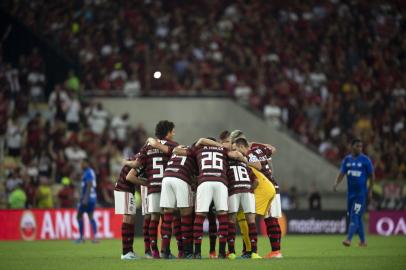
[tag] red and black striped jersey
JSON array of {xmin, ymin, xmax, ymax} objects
[
  {"xmin": 163, "ymin": 151, "xmax": 198, "ymax": 186},
  {"xmin": 227, "ymin": 159, "xmax": 256, "ymax": 196},
  {"xmin": 251, "ymin": 143, "xmax": 273, "ymax": 157},
  {"xmin": 137, "ymin": 139, "xmax": 178, "ymax": 194},
  {"xmin": 248, "ymin": 143, "xmax": 278, "ymax": 188},
  {"xmin": 189, "ymin": 145, "xmax": 229, "ymax": 187},
  {"xmin": 114, "ymin": 154, "xmax": 143, "ymax": 194}
]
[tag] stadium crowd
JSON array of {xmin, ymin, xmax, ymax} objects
[
  {"xmin": 1, "ymin": 0, "xmax": 405, "ymax": 209},
  {"xmin": 0, "ymin": 48, "xmax": 148, "ymax": 208}
]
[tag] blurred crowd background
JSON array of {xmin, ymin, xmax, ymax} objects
[{"xmin": 0, "ymin": 0, "xmax": 405, "ymax": 210}]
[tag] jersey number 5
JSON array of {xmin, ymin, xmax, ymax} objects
[{"xmin": 152, "ymin": 157, "xmax": 164, "ymax": 178}]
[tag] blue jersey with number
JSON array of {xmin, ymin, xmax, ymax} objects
[
  {"xmin": 81, "ymin": 167, "xmax": 97, "ymax": 203},
  {"xmin": 340, "ymin": 154, "xmax": 373, "ymax": 196}
]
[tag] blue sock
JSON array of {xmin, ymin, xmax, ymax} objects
[
  {"xmin": 78, "ymin": 219, "xmax": 84, "ymax": 239},
  {"xmin": 358, "ymin": 215, "xmax": 365, "ymax": 242},
  {"xmin": 347, "ymin": 213, "xmax": 359, "ymax": 241},
  {"xmin": 90, "ymin": 218, "xmax": 97, "ymax": 238}
]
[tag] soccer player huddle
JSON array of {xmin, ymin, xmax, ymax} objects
[{"xmin": 114, "ymin": 120, "xmax": 283, "ymax": 260}]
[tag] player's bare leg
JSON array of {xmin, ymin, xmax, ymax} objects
[{"xmin": 121, "ymin": 215, "xmax": 139, "ymax": 260}]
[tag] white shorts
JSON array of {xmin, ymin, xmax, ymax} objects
[
  {"xmin": 114, "ymin": 190, "xmax": 136, "ymax": 215},
  {"xmin": 265, "ymin": 193, "xmax": 282, "ymax": 218},
  {"xmin": 160, "ymin": 177, "xmax": 194, "ymax": 208},
  {"xmin": 147, "ymin": 193, "xmax": 161, "ymax": 213},
  {"xmin": 140, "ymin": 185, "xmax": 149, "ymax": 216},
  {"xmin": 228, "ymin": 192, "xmax": 255, "ymax": 214},
  {"xmin": 195, "ymin": 181, "xmax": 228, "ymax": 213}
]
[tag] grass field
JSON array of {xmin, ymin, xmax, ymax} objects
[{"xmin": 0, "ymin": 236, "xmax": 405, "ymax": 270}]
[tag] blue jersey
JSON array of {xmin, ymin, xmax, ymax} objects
[
  {"xmin": 81, "ymin": 167, "xmax": 97, "ymax": 203},
  {"xmin": 340, "ymin": 154, "xmax": 373, "ymax": 197}
]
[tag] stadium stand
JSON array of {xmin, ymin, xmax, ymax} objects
[{"xmin": 0, "ymin": 0, "xmax": 405, "ymax": 209}]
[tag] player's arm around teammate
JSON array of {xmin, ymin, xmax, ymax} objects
[
  {"xmin": 126, "ymin": 169, "xmax": 148, "ymax": 186},
  {"xmin": 145, "ymin": 138, "xmax": 197, "ymax": 258}
]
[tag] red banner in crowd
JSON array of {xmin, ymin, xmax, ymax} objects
[
  {"xmin": 0, "ymin": 208, "xmax": 122, "ymax": 241},
  {"xmin": 369, "ymin": 211, "xmax": 406, "ymax": 236}
]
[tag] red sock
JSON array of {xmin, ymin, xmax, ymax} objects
[
  {"xmin": 228, "ymin": 221, "xmax": 236, "ymax": 253},
  {"xmin": 173, "ymin": 215, "xmax": 183, "ymax": 253},
  {"xmin": 248, "ymin": 222, "xmax": 258, "ymax": 253},
  {"xmin": 161, "ymin": 213, "xmax": 174, "ymax": 254},
  {"xmin": 121, "ymin": 222, "xmax": 134, "ymax": 255},
  {"xmin": 217, "ymin": 214, "xmax": 229, "ymax": 255},
  {"xmin": 265, "ymin": 217, "xmax": 281, "ymax": 251},
  {"xmin": 181, "ymin": 214, "xmax": 193, "ymax": 254},
  {"xmin": 193, "ymin": 215, "xmax": 205, "ymax": 254},
  {"xmin": 208, "ymin": 212, "xmax": 217, "ymax": 252},
  {"xmin": 143, "ymin": 217, "xmax": 151, "ymax": 253},
  {"xmin": 149, "ymin": 219, "xmax": 159, "ymax": 252}
]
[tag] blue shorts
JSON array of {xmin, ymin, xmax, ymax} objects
[
  {"xmin": 347, "ymin": 195, "xmax": 366, "ymax": 217},
  {"xmin": 78, "ymin": 200, "xmax": 96, "ymax": 214}
]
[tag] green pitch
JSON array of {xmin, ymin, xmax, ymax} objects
[{"xmin": 0, "ymin": 236, "xmax": 405, "ymax": 270}]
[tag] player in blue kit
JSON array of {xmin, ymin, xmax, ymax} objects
[
  {"xmin": 333, "ymin": 138, "xmax": 375, "ymax": 247},
  {"xmin": 76, "ymin": 158, "xmax": 98, "ymax": 243}
]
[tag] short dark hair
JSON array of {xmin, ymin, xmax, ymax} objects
[
  {"xmin": 235, "ymin": 138, "xmax": 249, "ymax": 147},
  {"xmin": 155, "ymin": 120, "xmax": 175, "ymax": 139},
  {"xmin": 82, "ymin": 158, "xmax": 91, "ymax": 167},
  {"xmin": 351, "ymin": 138, "xmax": 362, "ymax": 146},
  {"xmin": 219, "ymin": 130, "xmax": 230, "ymax": 141}
]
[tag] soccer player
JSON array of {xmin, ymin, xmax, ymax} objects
[
  {"xmin": 175, "ymin": 138, "xmax": 247, "ymax": 259},
  {"xmin": 333, "ymin": 138, "xmax": 374, "ymax": 247},
  {"xmin": 207, "ymin": 131, "xmax": 231, "ymax": 259},
  {"xmin": 209, "ymin": 130, "xmax": 261, "ymax": 258},
  {"xmin": 126, "ymin": 120, "xmax": 178, "ymax": 258},
  {"xmin": 125, "ymin": 160, "xmax": 152, "ymax": 258},
  {"xmin": 145, "ymin": 138, "xmax": 198, "ymax": 259},
  {"xmin": 114, "ymin": 154, "xmax": 146, "ymax": 260},
  {"xmin": 76, "ymin": 158, "xmax": 98, "ymax": 243},
  {"xmin": 227, "ymin": 138, "xmax": 261, "ymax": 259},
  {"xmin": 230, "ymin": 130, "xmax": 282, "ymax": 258}
]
